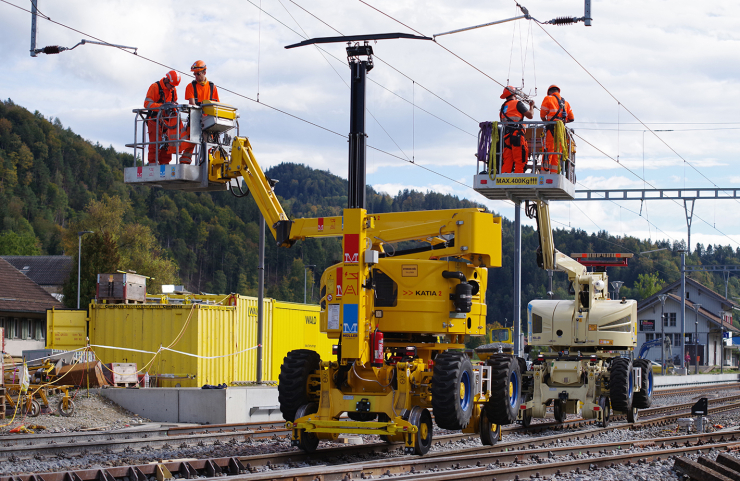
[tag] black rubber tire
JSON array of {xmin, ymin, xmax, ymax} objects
[
  {"xmin": 479, "ymin": 409, "xmax": 500, "ymax": 446},
  {"xmin": 609, "ymin": 357, "xmax": 634, "ymax": 413},
  {"xmin": 278, "ymin": 349, "xmax": 321, "ymax": 422},
  {"xmin": 295, "ymin": 403, "xmax": 319, "ymax": 453},
  {"xmin": 431, "ymin": 351, "xmax": 474, "ymax": 430},
  {"xmin": 484, "ymin": 354, "xmax": 522, "ymax": 425},
  {"xmin": 632, "ymin": 358, "xmax": 653, "ymax": 409}
]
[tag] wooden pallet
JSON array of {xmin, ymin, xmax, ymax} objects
[
  {"xmin": 0, "ymin": 387, "xmax": 5, "ymax": 419},
  {"xmin": 114, "ymin": 382, "xmax": 139, "ymax": 388}
]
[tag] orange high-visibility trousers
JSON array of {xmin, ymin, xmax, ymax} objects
[
  {"xmin": 147, "ymin": 114, "xmax": 194, "ymax": 165},
  {"xmin": 502, "ymin": 129, "xmax": 529, "ymax": 173},
  {"xmin": 542, "ymin": 130, "xmax": 560, "ymax": 174}
]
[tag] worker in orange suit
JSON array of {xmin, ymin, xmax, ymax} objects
[
  {"xmin": 143, "ymin": 70, "xmax": 193, "ymax": 165},
  {"xmin": 185, "ymin": 60, "xmax": 220, "ymax": 106},
  {"xmin": 499, "ymin": 86, "xmax": 534, "ymax": 173},
  {"xmin": 539, "ymin": 84, "xmax": 574, "ymax": 174}
]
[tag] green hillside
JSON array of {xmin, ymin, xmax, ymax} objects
[{"xmin": 1, "ymin": 99, "xmax": 738, "ymax": 331}]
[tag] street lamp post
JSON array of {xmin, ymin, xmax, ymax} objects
[
  {"xmin": 693, "ymin": 304, "xmax": 701, "ymax": 375},
  {"xmin": 304, "ymin": 265, "xmax": 316, "ymax": 304},
  {"xmin": 77, "ymin": 231, "xmax": 93, "ymax": 310},
  {"xmin": 658, "ymin": 294, "xmax": 667, "ymax": 375}
]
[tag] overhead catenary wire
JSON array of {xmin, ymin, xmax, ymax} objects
[{"xmin": 354, "ymin": 0, "xmax": 740, "ymax": 246}]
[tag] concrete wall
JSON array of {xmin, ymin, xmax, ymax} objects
[
  {"xmin": 101, "ymin": 386, "xmax": 282, "ymax": 424},
  {"xmin": 654, "ymin": 372, "xmax": 739, "ymax": 388}
]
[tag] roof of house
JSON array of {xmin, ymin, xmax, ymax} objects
[
  {"xmin": 1, "ymin": 255, "xmax": 73, "ymax": 286},
  {"xmin": 639, "ymin": 277, "xmax": 739, "ymax": 333},
  {"xmin": 0, "ymin": 257, "xmax": 65, "ymax": 314}
]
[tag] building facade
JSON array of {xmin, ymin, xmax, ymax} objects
[
  {"xmin": 0, "ymin": 258, "xmax": 65, "ymax": 356},
  {"xmin": 637, "ymin": 277, "xmax": 739, "ymax": 369}
]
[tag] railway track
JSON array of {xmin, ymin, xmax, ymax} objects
[{"xmin": 3, "ymin": 389, "xmax": 740, "ymax": 480}]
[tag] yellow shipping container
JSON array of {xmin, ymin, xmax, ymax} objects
[{"xmin": 51, "ymin": 295, "xmax": 331, "ymax": 387}]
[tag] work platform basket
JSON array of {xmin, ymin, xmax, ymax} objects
[
  {"xmin": 474, "ymin": 121, "xmax": 577, "ymax": 202},
  {"xmin": 123, "ymin": 102, "xmax": 239, "ymax": 192}
]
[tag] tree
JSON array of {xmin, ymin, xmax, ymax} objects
[
  {"xmin": 62, "ymin": 231, "xmax": 120, "ymax": 308},
  {"xmin": 633, "ymin": 272, "xmax": 665, "ymax": 300},
  {"xmin": 0, "ymin": 231, "xmax": 41, "ymax": 255}
]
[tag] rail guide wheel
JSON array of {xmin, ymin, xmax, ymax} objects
[
  {"xmin": 598, "ymin": 396, "xmax": 611, "ymax": 428},
  {"xmin": 294, "ymin": 403, "xmax": 319, "ymax": 453},
  {"xmin": 554, "ymin": 399, "xmax": 567, "ymax": 423},
  {"xmin": 479, "ymin": 409, "xmax": 501, "ymax": 446},
  {"xmin": 627, "ymin": 406, "xmax": 639, "ymax": 423},
  {"xmin": 57, "ymin": 398, "xmax": 75, "ymax": 417},
  {"xmin": 405, "ymin": 406, "xmax": 433, "ymax": 455}
]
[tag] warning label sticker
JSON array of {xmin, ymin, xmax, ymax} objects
[{"xmin": 495, "ymin": 177, "xmax": 538, "ymax": 186}]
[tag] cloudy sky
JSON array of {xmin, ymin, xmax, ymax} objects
[{"xmin": 2, "ymin": 0, "xmax": 740, "ymax": 251}]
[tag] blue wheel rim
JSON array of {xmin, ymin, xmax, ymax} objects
[
  {"xmin": 628, "ymin": 367, "xmax": 634, "ymax": 400},
  {"xmin": 460, "ymin": 370, "xmax": 472, "ymax": 411},
  {"xmin": 647, "ymin": 369, "xmax": 653, "ymax": 397},
  {"xmin": 508, "ymin": 370, "xmax": 520, "ymax": 407}
]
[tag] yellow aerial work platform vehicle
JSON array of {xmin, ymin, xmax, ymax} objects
[{"xmin": 124, "ymin": 33, "xmax": 519, "ymax": 455}]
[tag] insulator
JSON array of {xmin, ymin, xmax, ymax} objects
[
  {"xmin": 549, "ymin": 17, "xmax": 577, "ymax": 26},
  {"xmin": 42, "ymin": 46, "xmax": 62, "ymax": 54}
]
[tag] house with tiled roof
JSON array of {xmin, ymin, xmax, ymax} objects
[
  {"xmin": 0, "ymin": 257, "xmax": 65, "ymax": 356},
  {"xmin": 637, "ymin": 277, "xmax": 739, "ymax": 369},
  {"xmin": 1, "ymin": 255, "xmax": 73, "ymax": 301}
]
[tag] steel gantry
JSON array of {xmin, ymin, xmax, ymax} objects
[{"xmin": 572, "ymin": 187, "xmax": 740, "ymax": 372}]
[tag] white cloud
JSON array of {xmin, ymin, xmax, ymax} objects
[{"xmin": 2, "ymin": 0, "xmax": 740, "ymax": 246}]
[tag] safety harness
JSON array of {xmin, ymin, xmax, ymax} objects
[
  {"xmin": 146, "ymin": 80, "xmax": 177, "ymax": 119},
  {"xmin": 191, "ymin": 80, "xmax": 216, "ymax": 105}
]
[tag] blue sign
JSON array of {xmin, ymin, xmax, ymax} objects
[
  {"xmin": 723, "ymin": 332, "xmax": 730, "ymax": 339},
  {"xmin": 342, "ymin": 303, "xmax": 358, "ymax": 335}
]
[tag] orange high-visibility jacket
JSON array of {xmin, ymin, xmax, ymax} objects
[
  {"xmin": 539, "ymin": 92, "xmax": 573, "ymax": 123},
  {"xmin": 185, "ymin": 81, "xmax": 219, "ymax": 105},
  {"xmin": 500, "ymin": 99, "xmax": 529, "ymax": 123},
  {"xmin": 144, "ymin": 80, "xmax": 177, "ymax": 110}
]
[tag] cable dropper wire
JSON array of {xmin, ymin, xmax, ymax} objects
[
  {"xmin": 533, "ymin": 22, "xmax": 740, "ymax": 206},
  {"xmin": 358, "ymin": 0, "xmax": 740, "ymax": 245},
  {"xmin": 4, "ymin": 0, "xmax": 478, "ymax": 194}
]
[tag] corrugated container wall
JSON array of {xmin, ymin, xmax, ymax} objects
[{"xmin": 86, "ymin": 295, "xmax": 331, "ymax": 387}]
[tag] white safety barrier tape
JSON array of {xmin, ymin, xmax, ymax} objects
[{"xmin": 89, "ymin": 344, "xmax": 261, "ymax": 359}]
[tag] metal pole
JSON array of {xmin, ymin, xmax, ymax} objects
[
  {"xmin": 514, "ymin": 201, "xmax": 522, "ymax": 357},
  {"xmin": 684, "ymin": 200, "xmax": 695, "ymax": 255},
  {"xmin": 547, "ymin": 269, "xmax": 553, "ymax": 300},
  {"xmin": 661, "ymin": 311, "xmax": 665, "ymax": 375},
  {"xmin": 658, "ymin": 294, "xmax": 667, "ymax": 375},
  {"xmin": 77, "ymin": 231, "xmax": 93, "ymax": 310},
  {"xmin": 720, "ymin": 312, "xmax": 724, "ymax": 374},
  {"xmin": 304, "ymin": 265, "xmax": 316, "ymax": 304},
  {"xmin": 681, "ymin": 250, "xmax": 686, "ymax": 372},
  {"xmin": 348, "ymin": 59, "xmax": 368, "ymax": 209},
  {"xmin": 256, "ymin": 214, "xmax": 265, "ymax": 383},
  {"xmin": 77, "ymin": 235, "xmax": 82, "ymax": 310},
  {"xmin": 30, "ymin": 0, "xmax": 38, "ymax": 57},
  {"xmin": 694, "ymin": 303, "xmax": 701, "ymax": 376}
]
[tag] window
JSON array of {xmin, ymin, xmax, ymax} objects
[
  {"xmin": 21, "ymin": 319, "xmax": 32, "ymax": 340},
  {"xmin": 12, "ymin": 318, "xmax": 21, "ymax": 339},
  {"xmin": 34, "ymin": 320, "xmax": 46, "ymax": 340},
  {"xmin": 645, "ymin": 333, "xmax": 655, "ymax": 342},
  {"xmin": 663, "ymin": 314, "xmax": 669, "ymax": 327},
  {"xmin": 669, "ymin": 313, "xmax": 677, "ymax": 327},
  {"xmin": 686, "ymin": 292, "xmax": 690, "ymax": 299},
  {"xmin": 685, "ymin": 333, "xmax": 693, "ymax": 344}
]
